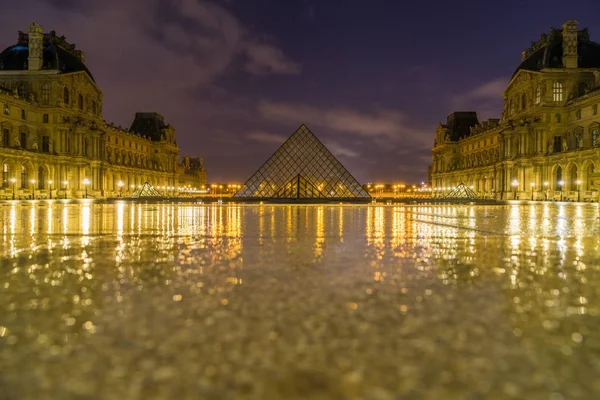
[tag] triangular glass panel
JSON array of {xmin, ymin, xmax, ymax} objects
[
  {"xmin": 445, "ymin": 183, "xmax": 478, "ymax": 199},
  {"xmin": 233, "ymin": 125, "xmax": 370, "ymax": 201},
  {"xmin": 130, "ymin": 182, "xmax": 164, "ymax": 198}
]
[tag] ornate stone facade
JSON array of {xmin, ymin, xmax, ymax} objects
[
  {"xmin": 432, "ymin": 20, "xmax": 600, "ymax": 201},
  {"xmin": 0, "ymin": 23, "xmax": 181, "ymax": 199},
  {"xmin": 177, "ymin": 156, "xmax": 207, "ymax": 189}
]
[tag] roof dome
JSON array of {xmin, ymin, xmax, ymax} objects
[
  {"xmin": 513, "ymin": 26, "xmax": 600, "ymax": 78},
  {"xmin": 0, "ymin": 30, "xmax": 95, "ymax": 82}
]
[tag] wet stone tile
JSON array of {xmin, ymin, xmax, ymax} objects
[{"xmin": 0, "ymin": 201, "xmax": 600, "ymax": 399}]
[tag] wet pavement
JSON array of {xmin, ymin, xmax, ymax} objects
[{"xmin": 1, "ymin": 201, "xmax": 600, "ymax": 400}]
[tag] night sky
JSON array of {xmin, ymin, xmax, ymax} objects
[{"xmin": 1, "ymin": 1, "xmax": 600, "ymax": 183}]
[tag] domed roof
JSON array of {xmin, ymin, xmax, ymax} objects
[
  {"xmin": 0, "ymin": 31, "xmax": 95, "ymax": 82},
  {"xmin": 513, "ymin": 27, "xmax": 600, "ymax": 78}
]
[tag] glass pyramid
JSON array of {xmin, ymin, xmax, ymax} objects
[
  {"xmin": 233, "ymin": 125, "xmax": 370, "ymax": 201},
  {"xmin": 445, "ymin": 183, "xmax": 478, "ymax": 199},
  {"xmin": 131, "ymin": 182, "xmax": 164, "ymax": 198}
]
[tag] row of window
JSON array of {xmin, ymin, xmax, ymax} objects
[
  {"xmin": 63, "ymin": 87, "xmax": 99, "ymax": 114},
  {"xmin": 108, "ymin": 136, "xmax": 148, "ymax": 151},
  {"xmin": 508, "ymin": 81, "xmax": 592, "ymax": 117},
  {"xmin": 2, "ymin": 128, "xmax": 52, "ymax": 152},
  {"xmin": 0, "ymin": 81, "xmax": 100, "ymax": 115},
  {"xmin": 1, "ymin": 164, "xmax": 47, "ymax": 190},
  {"xmin": 463, "ymin": 137, "xmax": 496, "ymax": 152},
  {"xmin": 3, "ymin": 104, "xmax": 50, "ymax": 123}
]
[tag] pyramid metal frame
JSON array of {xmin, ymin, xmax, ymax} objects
[
  {"xmin": 233, "ymin": 124, "xmax": 370, "ymax": 201},
  {"xmin": 444, "ymin": 183, "xmax": 479, "ymax": 199},
  {"xmin": 130, "ymin": 182, "xmax": 164, "ymax": 198}
]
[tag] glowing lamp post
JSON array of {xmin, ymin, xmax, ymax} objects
[
  {"xmin": 543, "ymin": 181, "xmax": 549, "ymax": 201},
  {"xmin": 118, "ymin": 181, "xmax": 124, "ymax": 197},
  {"xmin": 512, "ymin": 179, "xmax": 519, "ymax": 200},
  {"xmin": 530, "ymin": 182, "xmax": 535, "ymax": 201},
  {"xmin": 30, "ymin": 179, "xmax": 36, "ymax": 199},
  {"xmin": 10, "ymin": 178, "xmax": 16, "ymax": 200},
  {"xmin": 83, "ymin": 178, "xmax": 90, "ymax": 198},
  {"xmin": 48, "ymin": 180, "xmax": 53, "ymax": 199},
  {"xmin": 558, "ymin": 180, "xmax": 565, "ymax": 201}
]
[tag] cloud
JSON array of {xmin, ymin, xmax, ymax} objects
[
  {"xmin": 323, "ymin": 140, "xmax": 359, "ymax": 158},
  {"xmin": 246, "ymin": 131, "xmax": 286, "ymax": 144},
  {"xmin": 244, "ymin": 41, "xmax": 301, "ymax": 75},
  {"xmin": 257, "ymin": 100, "xmax": 426, "ymax": 141},
  {"xmin": 451, "ymin": 77, "xmax": 507, "ymax": 120}
]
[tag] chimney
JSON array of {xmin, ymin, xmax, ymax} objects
[
  {"xmin": 562, "ymin": 20, "xmax": 578, "ymax": 68},
  {"xmin": 27, "ymin": 22, "xmax": 44, "ymax": 71}
]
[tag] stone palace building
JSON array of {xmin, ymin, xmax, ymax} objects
[
  {"xmin": 0, "ymin": 23, "xmax": 205, "ymax": 199},
  {"xmin": 432, "ymin": 20, "xmax": 600, "ymax": 201}
]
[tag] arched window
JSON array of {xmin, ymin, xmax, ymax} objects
[
  {"xmin": 553, "ymin": 82, "xmax": 563, "ymax": 102},
  {"xmin": 586, "ymin": 163, "xmax": 595, "ymax": 190},
  {"xmin": 63, "ymin": 87, "xmax": 70, "ymax": 104},
  {"xmin": 41, "ymin": 83, "xmax": 50, "ymax": 104},
  {"xmin": 17, "ymin": 83, "xmax": 27, "ymax": 98},
  {"xmin": 535, "ymin": 85, "xmax": 541, "ymax": 104},
  {"xmin": 38, "ymin": 166, "xmax": 45, "ymax": 190},
  {"xmin": 578, "ymin": 82, "xmax": 588, "ymax": 97},
  {"xmin": 521, "ymin": 93, "xmax": 527, "ymax": 110},
  {"xmin": 569, "ymin": 165, "xmax": 578, "ymax": 191},
  {"xmin": 78, "ymin": 94, "xmax": 83, "ymax": 110},
  {"xmin": 555, "ymin": 166, "xmax": 563, "ymax": 190},
  {"xmin": 20, "ymin": 165, "xmax": 27, "ymax": 189},
  {"xmin": 2, "ymin": 163, "xmax": 8, "ymax": 188}
]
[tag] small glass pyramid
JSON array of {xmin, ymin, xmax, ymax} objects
[
  {"xmin": 445, "ymin": 183, "xmax": 478, "ymax": 199},
  {"xmin": 234, "ymin": 125, "xmax": 370, "ymax": 201},
  {"xmin": 131, "ymin": 182, "xmax": 164, "ymax": 198}
]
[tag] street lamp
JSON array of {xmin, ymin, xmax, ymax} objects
[
  {"xmin": 558, "ymin": 180, "xmax": 565, "ymax": 201},
  {"xmin": 63, "ymin": 180, "xmax": 69, "ymax": 199},
  {"xmin": 83, "ymin": 178, "xmax": 90, "ymax": 198},
  {"xmin": 48, "ymin": 180, "xmax": 53, "ymax": 199},
  {"xmin": 10, "ymin": 178, "xmax": 16, "ymax": 200},
  {"xmin": 118, "ymin": 180, "xmax": 124, "ymax": 197},
  {"xmin": 30, "ymin": 179, "xmax": 36, "ymax": 199},
  {"xmin": 530, "ymin": 182, "xmax": 535, "ymax": 201},
  {"xmin": 543, "ymin": 181, "xmax": 549, "ymax": 201},
  {"xmin": 577, "ymin": 179, "xmax": 582, "ymax": 202},
  {"xmin": 512, "ymin": 179, "xmax": 519, "ymax": 200}
]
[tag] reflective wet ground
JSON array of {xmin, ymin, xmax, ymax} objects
[{"xmin": 1, "ymin": 201, "xmax": 600, "ymax": 400}]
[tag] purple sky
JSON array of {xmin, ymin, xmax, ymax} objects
[{"xmin": 1, "ymin": 0, "xmax": 599, "ymax": 183}]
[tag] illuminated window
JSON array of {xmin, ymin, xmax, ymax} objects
[
  {"xmin": 535, "ymin": 85, "xmax": 541, "ymax": 104},
  {"xmin": 3, "ymin": 104, "xmax": 8, "ymax": 115},
  {"xmin": 553, "ymin": 82, "xmax": 563, "ymax": 102},
  {"xmin": 41, "ymin": 83, "xmax": 50, "ymax": 104},
  {"xmin": 2, "ymin": 163, "xmax": 8, "ymax": 188},
  {"xmin": 593, "ymin": 127, "xmax": 600, "ymax": 147},
  {"xmin": 17, "ymin": 83, "xmax": 26, "ymax": 98},
  {"xmin": 20, "ymin": 165, "xmax": 27, "ymax": 188}
]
